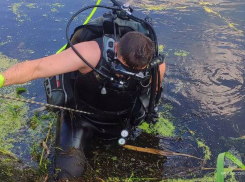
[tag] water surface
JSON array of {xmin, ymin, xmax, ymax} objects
[{"xmin": 0, "ymin": 0, "xmax": 245, "ymax": 181}]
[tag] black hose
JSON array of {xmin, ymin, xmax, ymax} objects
[
  {"xmin": 111, "ymin": 0, "xmax": 122, "ymax": 7},
  {"xmin": 155, "ymin": 65, "xmax": 162, "ymax": 104},
  {"xmin": 147, "ymin": 67, "xmax": 157, "ymax": 122},
  {"xmin": 66, "ymin": 5, "xmax": 119, "ymax": 80}
]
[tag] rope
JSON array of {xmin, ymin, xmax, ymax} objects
[{"xmin": 0, "ymin": 93, "xmax": 93, "ymax": 115}]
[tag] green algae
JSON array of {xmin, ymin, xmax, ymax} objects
[
  {"xmin": 0, "ymin": 52, "xmax": 53, "ymax": 172},
  {"xmin": 51, "ymin": 8, "xmax": 58, "ymax": 13},
  {"xmin": 136, "ymin": 4, "xmax": 168, "ymax": 12},
  {"xmin": 159, "ymin": 45, "xmax": 164, "ymax": 53},
  {"xmin": 0, "ymin": 52, "xmax": 18, "ymax": 71},
  {"xmin": 160, "ymin": 169, "xmax": 237, "ymax": 182},
  {"xmin": 145, "ymin": 5, "xmax": 168, "ymax": 11},
  {"xmin": 174, "ymin": 50, "xmax": 189, "ymax": 57},
  {"xmin": 0, "ymin": 93, "xmax": 29, "ymax": 150},
  {"xmin": 186, "ymin": 125, "xmax": 211, "ymax": 164},
  {"xmin": 49, "ymin": 3, "xmax": 64, "ymax": 13},
  {"xmin": 0, "ymin": 148, "xmax": 17, "ymax": 160},
  {"xmin": 26, "ymin": 3, "xmax": 36, "ymax": 9},
  {"xmin": 175, "ymin": 6, "xmax": 188, "ymax": 10},
  {"xmin": 135, "ymin": 3, "xmax": 190, "ymax": 12},
  {"xmin": 159, "ymin": 171, "xmax": 237, "ymax": 182},
  {"xmin": 164, "ymin": 103, "xmax": 173, "ymax": 111},
  {"xmin": 196, "ymin": 139, "xmax": 211, "ymax": 164},
  {"xmin": 11, "ymin": 3, "xmax": 29, "ymax": 22},
  {"xmin": 200, "ymin": 1, "xmax": 243, "ymax": 33},
  {"xmin": 138, "ymin": 115, "xmax": 175, "ymax": 137},
  {"xmin": 199, "ymin": 2, "xmax": 213, "ymax": 6},
  {"xmin": 0, "ymin": 36, "xmax": 12, "ymax": 47},
  {"xmin": 138, "ymin": 103, "xmax": 176, "ymax": 137},
  {"xmin": 12, "ymin": 3, "xmax": 22, "ymax": 17},
  {"xmin": 0, "ymin": 154, "xmax": 42, "ymax": 181},
  {"xmin": 161, "ymin": 175, "xmax": 215, "ymax": 182},
  {"xmin": 111, "ymin": 156, "xmax": 117, "ymax": 161},
  {"xmin": 52, "ymin": 3, "xmax": 64, "ymax": 8},
  {"xmin": 10, "ymin": 2, "xmax": 65, "ymax": 23},
  {"xmin": 229, "ymin": 136, "xmax": 245, "ymax": 141}
]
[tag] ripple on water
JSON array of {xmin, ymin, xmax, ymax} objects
[{"xmin": 181, "ymin": 62, "xmax": 245, "ymax": 116}]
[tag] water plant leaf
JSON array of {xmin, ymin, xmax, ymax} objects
[
  {"xmin": 216, "ymin": 152, "xmax": 245, "ymax": 182},
  {"xmin": 7, "ymin": 104, "xmax": 19, "ymax": 118},
  {"xmin": 39, "ymin": 121, "xmax": 53, "ymax": 166},
  {"xmin": 111, "ymin": 156, "xmax": 117, "ymax": 161},
  {"xmin": 123, "ymin": 145, "xmax": 202, "ymax": 160},
  {"xmin": 29, "ymin": 114, "xmax": 42, "ymax": 129},
  {"xmin": 15, "ymin": 87, "xmax": 27, "ymax": 96},
  {"xmin": 0, "ymin": 148, "xmax": 18, "ymax": 160},
  {"xmin": 42, "ymin": 141, "xmax": 50, "ymax": 155},
  {"xmin": 196, "ymin": 139, "xmax": 211, "ymax": 164}
]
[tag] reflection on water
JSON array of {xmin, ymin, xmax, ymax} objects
[
  {"xmin": 182, "ymin": 62, "xmax": 245, "ymax": 116},
  {"xmin": 138, "ymin": 0, "xmax": 245, "ymax": 117}
]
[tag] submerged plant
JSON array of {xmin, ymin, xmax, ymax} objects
[
  {"xmin": 138, "ymin": 113, "xmax": 175, "ymax": 137},
  {"xmin": 196, "ymin": 139, "xmax": 211, "ymax": 164}
]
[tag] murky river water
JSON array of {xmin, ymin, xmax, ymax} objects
[{"xmin": 0, "ymin": 0, "xmax": 245, "ymax": 181}]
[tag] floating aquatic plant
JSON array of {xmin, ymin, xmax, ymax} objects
[{"xmin": 138, "ymin": 115, "xmax": 176, "ymax": 137}]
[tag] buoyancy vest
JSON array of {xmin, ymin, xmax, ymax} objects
[{"xmin": 73, "ymin": 37, "xmax": 150, "ymax": 123}]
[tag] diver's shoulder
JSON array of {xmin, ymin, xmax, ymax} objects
[
  {"xmin": 75, "ymin": 40, "xmax": 101, "ymax": 73},
  {"xmin": 75, "ymin": 40, "xmax": 101, "ymax": 55}
]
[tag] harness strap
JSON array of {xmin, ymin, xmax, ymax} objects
[{"xmin": 75, "ymin": 99, "xmax": 130, "ymax": 116}]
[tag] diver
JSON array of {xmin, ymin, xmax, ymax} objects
[{"xmin": 0, "ymin": 0, "xmax": 166, "ymax": 180}]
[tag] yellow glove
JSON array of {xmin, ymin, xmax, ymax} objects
[{"xmin": 0, "ymin": 74, "xmax": 5, "ymax": 88}]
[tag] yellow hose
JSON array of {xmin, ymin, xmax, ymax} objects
[{"xmin": 56, "ymin": 0, "xmax": 102, "ymax": 53}]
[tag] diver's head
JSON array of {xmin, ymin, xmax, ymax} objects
[{"xmin": 115, "ymin": 31, "xmax": 155, "ymax": 70}]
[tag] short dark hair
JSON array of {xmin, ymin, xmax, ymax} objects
[{"xmin": 117, "ymin": 31, "xmax": 155, "ymax": 69}]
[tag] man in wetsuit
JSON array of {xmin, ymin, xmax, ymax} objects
[{"xmin": 0, "ymin": 31, "xmax": 166, "ymax": 180}]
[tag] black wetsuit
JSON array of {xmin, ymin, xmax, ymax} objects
[{"xmin": 54, "ymin": 38, "xmax": 148, "ymax": 180}]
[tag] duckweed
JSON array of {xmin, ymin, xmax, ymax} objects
[{"xmin": 174, "ymin": 50, "xmax": 189, "ymax": 57}]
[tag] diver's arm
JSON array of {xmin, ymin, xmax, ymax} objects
[
  {"xmin": 1, "ymin": 41, "xmax": 100, "ymax": 86},
  {"xmin": 154, "ymin": 62, "xmax": 166, "ymax": 90},
  {"xmin": 159, "ymin": 62, "xmax": 166, "ymax": 84},
  {"xmin": 150, "ymin": 62, "xmax": 166, "ymax": 91}
]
